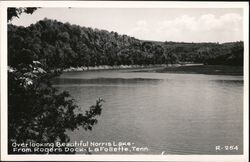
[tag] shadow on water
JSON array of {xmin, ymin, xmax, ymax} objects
[
  {"xmin": 52, "ymin": 77, "xmax": 163, "ymax": 85},
  {"xmin": 211, "ymin": 80, "xmax": 243, "ymax": 85}
]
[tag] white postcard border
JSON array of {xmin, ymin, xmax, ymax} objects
[{"xmin": 0, "ymin": 1, "xmax": 249, "ymax": 161}]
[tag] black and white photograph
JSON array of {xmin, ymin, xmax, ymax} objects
[{"xmin": 0, "ymin": 1, "xmax": 249, "ymax": 161}]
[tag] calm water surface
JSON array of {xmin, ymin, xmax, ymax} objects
[{"xmin": 53, "ymin": 69, "xmax": 243, "ymax": 154}]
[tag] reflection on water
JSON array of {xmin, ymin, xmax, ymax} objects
[{"xmin": 53, "ymin": 70, "xmax": 243, "ymax": 155}]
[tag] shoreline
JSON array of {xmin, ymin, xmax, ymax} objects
[
  {"xmin": 63, "ymin": 64, "xmax": 169, "ymax": 72},
  {"xmin": 63, "ymin": 63, "xmax": 203, "ymax": 72},
  {"xmin": 156, "ymin": 65, "xmax": 243, "ymax": 76},
  {"xmin": 63, "ymin": 64, "xmax": 243, "ymax": 76}
]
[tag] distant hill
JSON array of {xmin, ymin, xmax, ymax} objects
[{"xmin": 8, "ymin": 18, "xmax": 243, "ymax": 69}]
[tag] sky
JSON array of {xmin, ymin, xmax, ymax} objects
[{"xmin": 11, "ymin": 8, "xmax": 243, "ymax": 43}]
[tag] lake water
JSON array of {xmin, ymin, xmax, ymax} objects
[{"xmin": 53, "ymin": 69, "xmax": 243, "ymax": 154}]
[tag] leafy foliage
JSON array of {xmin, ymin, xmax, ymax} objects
[
  {"xmin": 8, "ymin": 8, "xmax": 104, "ymax": 154},
  {"xmin": 7, "ymin": 7, "xmax": 38, "ymax": 21},
  {"xmin": 8, "ymin": 60, "xmax": 104, "ymax": 152}
]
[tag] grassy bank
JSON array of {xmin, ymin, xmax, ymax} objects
[{"xmin": 155, "ymin": 65, "xmax": 243, "ymax": 76}]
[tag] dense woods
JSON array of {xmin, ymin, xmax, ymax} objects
[{"xmin": 8, "ymin": 19, "xmax": 243, "ymax": 70}]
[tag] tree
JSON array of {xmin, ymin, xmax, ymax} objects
[
  {"xmin": 8, "ymin": 7, "xmax": 38, "ymax": 22},
  {"xmin": 8, "ymin": 8, "xmax": 104, "ymax": 154}
]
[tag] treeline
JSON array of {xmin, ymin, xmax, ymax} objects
[
  {"xmin": 8, "ymin": 18, "xmax": 243, "ymax": 69},
  {"xmin": 163, "ymin": 41, "xmax": 243, "ymax": 66}
]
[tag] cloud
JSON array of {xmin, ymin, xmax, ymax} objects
[
  {"xmin": 128, "ymin": 20, "xmax": 150, "ymax": 39},
  {"xmin": 128, "ymin": 13, "xmax": 243, "ymax": 42}
]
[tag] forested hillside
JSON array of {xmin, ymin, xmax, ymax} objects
[{"xmin": 8, "ymin": 18, "xmax": 243, "ymax": 69}]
